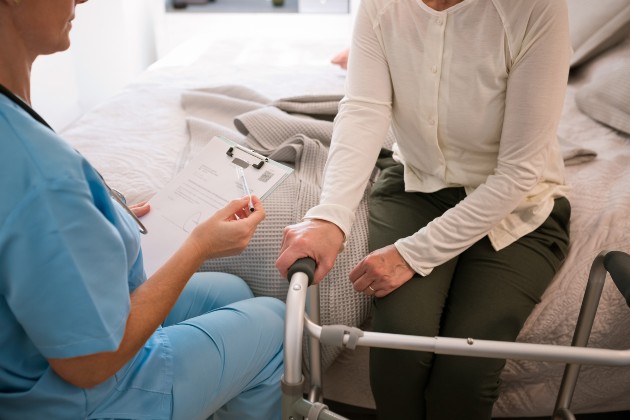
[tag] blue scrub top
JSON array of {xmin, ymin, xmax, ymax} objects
[{"xmin": 0, "ymin": 95, "xmax": 173, "ymax": 419}]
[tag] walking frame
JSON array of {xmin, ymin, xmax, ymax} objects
[{"xmin": 281, "ymin": 250, "xmax": 630, "ymax": 420}]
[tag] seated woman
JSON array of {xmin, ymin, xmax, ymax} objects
[
  {"xmin": 279, "ymin": 0, "xmax": 571, "ymax": 418},
  {"xmin": 0, "ymin": 1, "xmax": 284, "ymax": 419}
]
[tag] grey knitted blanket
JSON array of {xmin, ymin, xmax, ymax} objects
[{"xmin": 183, "ymin": 85, "xmax": 379, "ymax": 369}]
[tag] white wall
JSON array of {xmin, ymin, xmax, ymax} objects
[{"xmin": 31, "ymin": 0, "xmax": 163, "ymax": 131}]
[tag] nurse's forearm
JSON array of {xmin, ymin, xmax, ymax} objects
[
  {"xmin": 49, "ymin": 196, "xmax": 263, "ymax": 388},
  {"xmin": 48, "ymin": 240, "xmax": 205, "ymax": 389}
]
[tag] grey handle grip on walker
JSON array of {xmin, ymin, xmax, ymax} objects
[
  {"xmin": 287, "ymin": 257, "xmax": 316, "ymax": 286},
  {"xmin": 604, "ymin": 251, "xmax": 630, "ymax": 308}
]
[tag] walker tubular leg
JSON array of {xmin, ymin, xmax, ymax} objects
[
  {"xmin": 553, "ymin": 253, "xmax": 607, "ymax": 419},
  {"xmin": 283, "ymin": 271, "xmax": 309, "ymax": 420},
  {"xmin": 306, "ymin": 285, "xmax": 323, "ymax": 403},
  {"xmin": 283, "ymin": 259, "xmax": 349, "ymax": 419}
]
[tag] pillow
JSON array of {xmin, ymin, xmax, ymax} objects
[
  {"xmin": 568, "ymin": 0, "xmax": 630, "ymax": 67},
  {"xmin": 575, "ymin": 63, "xmax": 630, "ymax": 134}
]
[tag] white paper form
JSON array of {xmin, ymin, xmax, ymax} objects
[{"xmin": 140, "ymin": 136, "xmax": 292, "ymax": 276}]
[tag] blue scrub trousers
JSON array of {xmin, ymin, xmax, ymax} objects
[{"xmin": 163, "ymin": 273, "xmax": 285, "ymax": 420}]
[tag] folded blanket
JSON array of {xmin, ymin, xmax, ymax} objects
[{"xmin": 559, "ymin": 135, "xmax": 598, "ymax": 166}]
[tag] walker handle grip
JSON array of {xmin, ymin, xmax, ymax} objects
[{"xmin": 287, "ymin": 257, "xmax": 316, "ymax": 286}]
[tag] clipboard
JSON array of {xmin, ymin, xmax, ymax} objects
[{"xmin": 140, "ymin": 136, "xmax": 293, "ymax": 276}]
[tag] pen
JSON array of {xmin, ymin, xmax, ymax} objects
[{"xmin": 238, "ymin": 167, "xmax": 255, "ymax": 212}]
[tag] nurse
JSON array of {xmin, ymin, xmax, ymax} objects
[{"xmin": 0, "ymin": 1, "xmax": 284, "ymax": 419}]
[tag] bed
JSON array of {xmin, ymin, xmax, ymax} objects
[{"xmin": 60, "ymin": 8, "xmax": 630, "ymax": 418}]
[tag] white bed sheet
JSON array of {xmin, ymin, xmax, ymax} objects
[
  {"xmin": 61, "ymin": 27, "xmax": 630, "ymax": 418},
  {"xmin": 63, "ymin": 60, "xmax": 346, "ymax": 200}
]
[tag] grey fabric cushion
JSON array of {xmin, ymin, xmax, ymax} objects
[
  {"xmin": 568, "ymin": 0, "xmax": 630, "ymax": 67},
  {"xmin": 576, "ymin": 63, "xmax": 630, "ymax": 134}
]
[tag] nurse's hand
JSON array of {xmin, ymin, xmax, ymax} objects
[
  {"xmin": 129, "ymin": 201, "xmax": 150, "ymax": 218},
  {"xmin": 188, "ymin": 196, "xmax": 266, "ymax": 260}
]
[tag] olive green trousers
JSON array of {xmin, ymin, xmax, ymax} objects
[{"xmin": 368, "ymin": 160, "xmax": 571, "ymax": 420}]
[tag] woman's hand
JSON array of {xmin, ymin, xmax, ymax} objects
[
  {"xmin": 331, "ymin": 48, "xmax": 349, "ymax": 70},
  {"xmin": 187, "ymin": 196, "xmax": 266, "ymax": 260},
  {"xmin": 349, "ymin": 244, "xmax": 415, "ymax": 297},
  {"xmin": 275, "ymin": 219, "xmax": 345, "ymax": 284}
]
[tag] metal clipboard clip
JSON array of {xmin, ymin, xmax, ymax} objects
[{"xmin": 226, "ymin": 144, "xmax": 268, "ymax": 170}]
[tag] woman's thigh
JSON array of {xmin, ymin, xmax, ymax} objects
[
  {"xmin": 439, "ymin": 197, "xmax": 571, "ymax": 341},
  {"xmin": 424, "ymin": 197, "xmax": 571, "ymax": 409},
  {"xmin": 368, "ymin": 163, "xmax": 466, "ymax": 335},
  {"xmin": 368, "ymin": 163, "xmax": 465, "ymax": 253}
]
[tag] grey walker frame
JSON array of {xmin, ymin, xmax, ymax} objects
[{"xmin": 281, "ymin": 251, "xmax": 630, "ymax": 420}]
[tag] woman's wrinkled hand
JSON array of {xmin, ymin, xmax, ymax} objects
[
  {"xmin": 275, "ymin": 219, "xmax": 345, "ymax": 284},
  {"xmin": 349, "ymin": 244, "xmax": 415, "ymax": 297}
]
